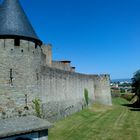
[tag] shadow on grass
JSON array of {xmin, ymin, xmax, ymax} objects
[
  {"xmin": 122, "ymin": 103, "xmax": 140, "ymax": 111},
  {"xmin": 130, "ymin": 108, "xmax": 140, "ymax": 111}
]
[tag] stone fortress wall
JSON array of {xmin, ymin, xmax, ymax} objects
[{"xmin": 0, "ymin": 39, "xmax": 112, "ymax": 121}]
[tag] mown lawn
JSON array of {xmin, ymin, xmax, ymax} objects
[{"xmin": 49, "ymin": 98, "xmax": 140, "ymax": 140}]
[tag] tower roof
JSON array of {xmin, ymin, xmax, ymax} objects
[{"xmin": 0, "ymin": 0, "xmax": 42, "ymax": 45}]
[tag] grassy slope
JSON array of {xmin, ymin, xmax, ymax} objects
[{"xmin": 49, "ymin": 98, "xmax": 140, "ymax": 140}]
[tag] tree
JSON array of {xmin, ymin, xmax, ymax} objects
[{"xmin": 132, "ymin": 70, "xmax": 140, "ymax": 102}]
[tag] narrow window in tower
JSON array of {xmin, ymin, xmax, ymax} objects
[
  {"xmin": 4, "ymin": 39, "xmax": 6, "ymax": 48},
  {"xmin": 14, "ymin": 38, "xmax": 20, "ymax": 46},
  {"xmin": 36, "ymin": 73, "xmax": 39, "ymax": 81},
  {"xmin": 9, "ymin": 69, "xmax": 13, "ymax": 86}
]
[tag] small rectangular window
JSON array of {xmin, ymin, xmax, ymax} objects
[{"xmin": 14, "ymin": 38, "xmax": 20, "ymax": 46}]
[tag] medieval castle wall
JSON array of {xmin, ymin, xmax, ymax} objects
[
  {"xmin": 39, "ymin": 67, "xmax": 111, "ymax": 121},
  {"xmin": 0, "ymin": 39, "xmax": 112, "ymax": 121}
]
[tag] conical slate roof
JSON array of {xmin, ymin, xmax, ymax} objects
[{"xmin": 0, "ymin": 0, "xmax": 42, "ymax": 45}]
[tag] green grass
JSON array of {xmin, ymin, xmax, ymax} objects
[
  {"xmin": 112, "ymin": 97, "xmax": 129, "ymax": 105},
  {"xmin": 49, "ymin": 98, "xmax": 140, "ymax": 140}
]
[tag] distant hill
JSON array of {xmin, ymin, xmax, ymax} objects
[{"xmin": 111, "ymin": 78, "xmax": 132, "ymax": 83}]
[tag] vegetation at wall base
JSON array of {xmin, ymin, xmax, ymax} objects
[
  {"xmin": 49, "ymin": 97, "xmax": 140, "ymax": 140},
  {"xmin": 32, "ymin": 98, "xmax": 42, "ymax": 118},
  {"xmin": 84, "ymin": 88, "xmax": 89, "ymax": 106}
]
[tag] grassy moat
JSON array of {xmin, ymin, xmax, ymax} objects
[{"xmin": 49, "ymin": 97, "xmax": 140, "ymax": 140}]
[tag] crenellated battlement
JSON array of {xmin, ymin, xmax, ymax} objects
[{"xmin": 0, "ymin": 39, "xmax": 41, "ymax": 54}]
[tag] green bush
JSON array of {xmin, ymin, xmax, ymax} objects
[
  {"xmin": 32, "ymin": 98, "xmax": 42, "ymax": 118},
  {"xmin": 120, "ymin": 93, "xmax": 134, "ymax": 101},
  {"xmin": 120, "ymin": 88, "xmax": 125, "ymax": 93},
  {"xmin": 84, "ymin": 88, "xmax": 89, "ymax": 106}
]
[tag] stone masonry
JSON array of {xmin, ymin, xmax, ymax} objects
[
  {"xmin": 0, "ymin": 39, "xmax": 112, "ymax": 122},
  {"xmin": 0, "ymin": 0, "xmax": 112, "ymax": 122}
]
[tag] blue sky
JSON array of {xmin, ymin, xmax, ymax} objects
[{"xmin": 20, "ymin": 0, "xmax": 140, "ymax": 79}]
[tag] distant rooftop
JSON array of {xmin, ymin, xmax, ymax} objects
[{"xmin": 60, "ymin": 60, "xmax": 71, "ymax": 63}]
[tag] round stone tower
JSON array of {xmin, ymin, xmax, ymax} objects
[
  {"xmin": 0, "ymin": 0, "xmax": 43, "ymax": 117},
  {"xmin": 0, "ymin": 0, "xmax": 42, "ymax": 46}
]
